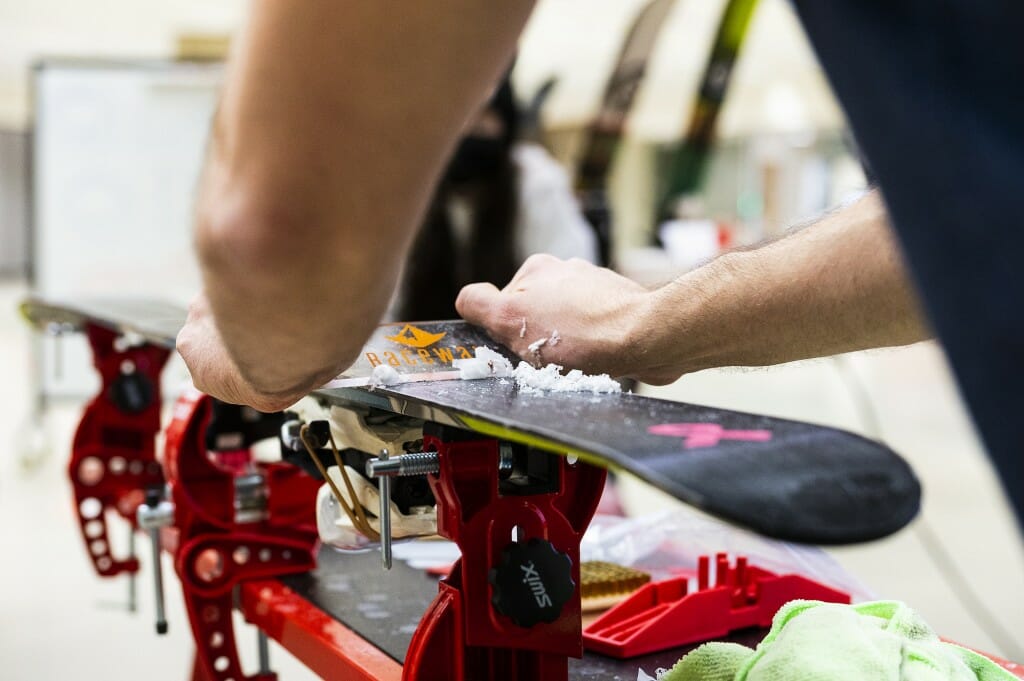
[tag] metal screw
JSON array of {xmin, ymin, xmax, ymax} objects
[
  {"xmin": 365, "ymin": 451, "xmax": 440, "ymax": 478},
  {"xmin": 234, "ymin": 472, "xmax": 268, "ymax": 524},
  {"xmin": 499, "ymin": 443, "xmax": 515, "ymax": 475},
  {"xmin": 365, "ymin": 450, "xmax": 442, "ymax": 572},
  {"xmin": 257, "ymin": 629, "xmax": 271, "ymax": 674},
  {"xmin": 378, "ymin": 448, "xmax": 393, "ymax": 570},
  {"xmin": 137, "ymin": 490, "xmax": 174, "ymax": 635},
  {"xmin": 280, "ymin": 419, "xmax": 304, "ymax": 452},
  {"xmin": 365, "ymin": 447, "xmax": 512, "ymax": 479},
  {"xmin": 127, "ymin": 526, "xmax": 137, "ymax": 613}
]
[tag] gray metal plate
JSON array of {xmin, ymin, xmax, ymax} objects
[{"xmin": 20, "ymin": 296, "xmax": 186, "ymax": 349}]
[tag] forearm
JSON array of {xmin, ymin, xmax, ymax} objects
[
  {"xmin": 195, "ymin": 0, "xmax": 534, "ymax": 395},
  {"xmin": 641, "ymin": 191, "xmax": 930, "ymax": 377}
]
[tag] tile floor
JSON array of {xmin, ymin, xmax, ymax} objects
[{"xmin": 0, "ymin": 279, "xmax": 1020, "ymax": 680}]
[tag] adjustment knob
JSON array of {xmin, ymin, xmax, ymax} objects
[
  {"xmin": 109, "ymin": 372, "xmax": 154, "ymax": 414},
  {"xmin": 489, "ymin": 538, "xmax": 574, "ymax": 628}
]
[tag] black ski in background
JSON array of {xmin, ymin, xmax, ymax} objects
[{"xmin": 574, "ymin": 0, "xmax": 679, "ymax": 265}]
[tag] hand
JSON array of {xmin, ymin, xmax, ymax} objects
[
  {"xmin": 176, "ymin": 294, "xmax": 308, "ymax": 412},
  {"xmin": 456, "ymin": 254, "xmax": 676, "ymax": 383}
]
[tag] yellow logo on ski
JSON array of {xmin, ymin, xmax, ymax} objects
[{"xmin": 385, "ymin": 324, "xmax": 447, "ymax": 349}]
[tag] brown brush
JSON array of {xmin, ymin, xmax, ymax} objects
[{"xmin": 580, "ymin": 561, "xmax": 651, "ymax": 613}]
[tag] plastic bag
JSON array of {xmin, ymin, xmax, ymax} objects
[{"xmin": 581, "ymin": 507, "xmax": 873, "ymax": 601}]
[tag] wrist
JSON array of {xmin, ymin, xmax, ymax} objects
[
  {"xmin": 621, "ymin": 287, "xmax": 701, "ymax": 384},
  {"xmin": 636, "ymin": 253, "xmax": 745, "ymax": 382}
]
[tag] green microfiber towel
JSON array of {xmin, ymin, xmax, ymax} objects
[{"xmin": 659, "ymin": 600, "xmax": 1018, "ymax": 681}]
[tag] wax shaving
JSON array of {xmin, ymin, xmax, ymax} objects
[
  {"xmin": 368, "ymin": 364, "xmax": 401, "ymax": 388},
  {"xmin": 453, "ymin": 346, "xmax": 514, "ymax": 379},
  {"xmin": 529, "ymin": 330, "xmax": 560, "ymax": 354},
  {"xmin": 512, "ymin": 361, "xmax": 621, "ymax": 395},
  {"xmin": 456, "ymin": 347, "xmax": 620, "ymax": 395}
]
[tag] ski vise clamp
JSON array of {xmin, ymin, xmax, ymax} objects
[
  {"xmin": 69, "ymin": 322, "xmax": 169, "ymax": 578},
  {"xmin": 371, "ymin": 423, "xmax": 606, "ymax": 681},
  {"xmin": 162, "ymin": 389, "xmax": 322, "ymax": 681}
]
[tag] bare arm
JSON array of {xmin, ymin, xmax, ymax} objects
[
  {"xmin": 179, "ymin": 0, "xmax": 534, "ymax": 410},
  {"xmin": 457, "ymin": 190, "xmax": 931, "ymax": 383}
]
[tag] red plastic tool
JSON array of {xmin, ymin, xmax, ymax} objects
[{"xmin": 583, "ymin": 553, "xmax": 850, "ymax": 658}]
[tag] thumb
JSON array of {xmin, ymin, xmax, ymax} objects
[{"xmin": 456, "ymin": 282, "xmax": 502, "ymax": 326}]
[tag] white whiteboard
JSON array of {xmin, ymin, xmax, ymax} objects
[{"xmin": 32, "ymin": 59, "xmax": 223, "ymax": 397}]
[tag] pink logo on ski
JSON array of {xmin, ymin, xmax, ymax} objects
[{"xmin": 648, "ymin": 423, "xmax": 773, "ymax": 449}]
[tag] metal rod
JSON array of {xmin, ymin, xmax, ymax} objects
[
  {"xmin": 257, "ymin": 629, "xmax": 271, "ymax": 674},
  {"xmin": 378, "ymin": 448, "xmax": 392, "ymax": 570},
  {"xmin": 149, "ymin": 527, "xmax": 168, "ymax": 634},
  {"xmin": 54, "ymin": 328, "xmax": 63, "ymax": 380},
  {"xmin": 128, "ymin": 526, "xmax": 137, "ymax": 613}
]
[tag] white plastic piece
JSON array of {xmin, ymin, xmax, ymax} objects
[
  {"xmin": 315, "ymin": 467, "xmax": 437, "ymax": 550},
  {"xmin": 250, "ymin": 437, "xmax": 284, "ymax": 463},
  {"xmin": 316, "ymin": 482, "xmax": 374, "ymax": 551},
  {"xmin": 286, "ymin": 398, "xmax": 425, "ymax": 474},
  {"xmin": 392, "ymin": 540, "xmax": 461, "ymax": 571}
]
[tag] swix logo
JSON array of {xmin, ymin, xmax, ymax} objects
[
  {"xmin": 521, "ymin": 561, "xmax": 553, "ymax": 608},
  {"xmin": 385, "ymin": 324, "xmax": 447, "ymax": 349},
  {"xmin": 649, "ymin": 423, "xmax": 772, "ymax": 449}
]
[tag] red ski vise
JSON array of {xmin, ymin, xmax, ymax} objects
[
  {"xmin": 162, "ymin": 389, "xmax": 322, "ymax": 681},
  {"xmin": 395, "ymin": 424, "xmax": 607, "ymax": 681},
  {"xmin": 583, "ymin": 553, "xmax": 851, "ymax": 658},
  {"xmin": 69, "ymin": 322, "xmax": 170, "ymax": 578}
]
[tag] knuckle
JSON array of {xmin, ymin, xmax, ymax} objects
[
  {"xmin": 522, "ymin": 253, "xmax": 557, "ymax": 271},
  {"xmin": 461, "ymin": 284, "xmax": 483, "ymax": 305},
  {"xmin": 456, "ymin": 286, "xmax": 484, "ymax": 319}
]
